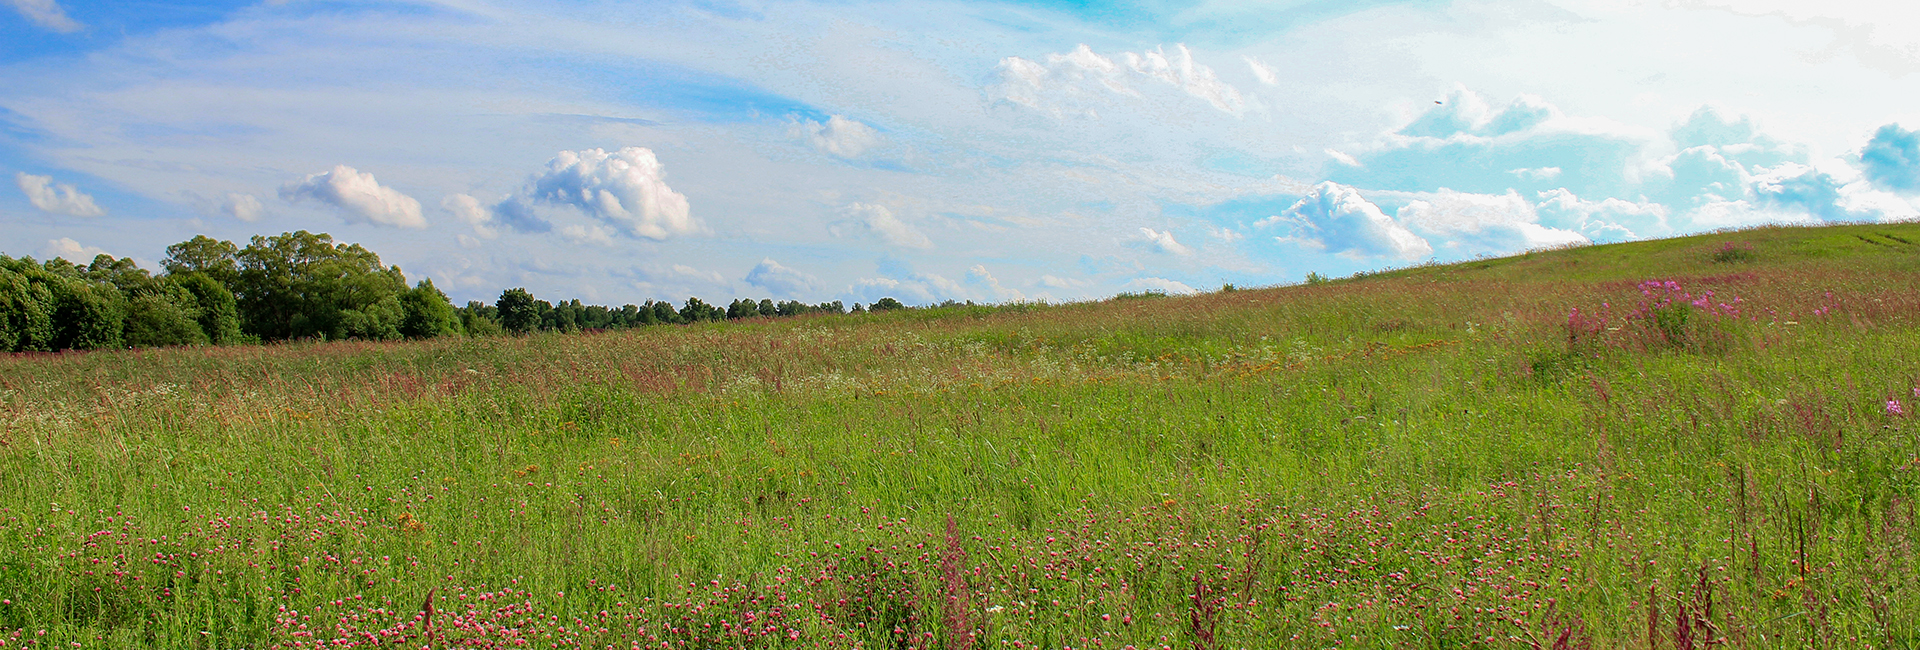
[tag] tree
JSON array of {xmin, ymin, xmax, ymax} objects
[
  {"xmin": 162, "ymin": 235, "xmax": 241, "ymax": 288},
  {"xmin": 399, "ymin": 279, "xmax": 462, "ymax": 339},
  {"xmin": 122, "ymin": 282, "xmax": 208, "ymax": 348},
  {"xmin": 758, "ymin": 299, "xmax": 777, "ymax": 317},
  {"xmin": 869, "ymin": 297, "xmax": 905, "ymax": 312},
  {"xmin": 460, "ymin": 301, "xmax": 504, "ymax": 337},
  {"xmin": 172, "ymin": 272, "xmax": 244, "ymax": 345},
  {"xmin": 650, "ymin": 300, "xmax": 682, "ymax": 325},
  {"xmin": 232, "ymin": 231, "xmax": 410, "ymax": 341},
  {"xmin": 0, "ymin": 261, "xmax": 55, "ymax": 352},
  {"xmin": 497, "ymin": 288, "xmax": 541, "ymax": 334},
  {"xmin": 679, "ymin": 297, "xmax": 721, "ymax": 323},
  {"xmin": 45, "ymin": 274, "xmax": 125, "ymax": 350}
]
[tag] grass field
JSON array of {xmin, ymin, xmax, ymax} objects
[{"xmin": 3, "ymin": 223, "xmax": 1919, "ymax": 649}]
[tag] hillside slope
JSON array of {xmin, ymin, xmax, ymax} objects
[{"xmin": 2, "ymin": 222, "xmax": 1918, "ymax": 648}]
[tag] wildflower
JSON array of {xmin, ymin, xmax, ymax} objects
[{"xmin": 1890, "ymin": 400, "xmax": 1906, "ymax": 417}]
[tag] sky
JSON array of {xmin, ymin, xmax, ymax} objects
[{"xmin": 3, "ymin": 0, "xmax": 1919, "ymax": 307}]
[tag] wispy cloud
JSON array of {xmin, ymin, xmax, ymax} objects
[
  {"xmin": 6, "ymin": 0, "xmax": 82, "ymax": 33},
  {"xmin": 16, "ymin": 172, "xmax": 105, "ymax": 217}
]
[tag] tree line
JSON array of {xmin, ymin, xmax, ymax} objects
[{"xmin": 0, "ymin": 231, "xmax": 907, "ymax": 353}]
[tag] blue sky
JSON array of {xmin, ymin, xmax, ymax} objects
[{"xmin": 4, "ymin": 0, "xmax": 1919, "ymax": 306}]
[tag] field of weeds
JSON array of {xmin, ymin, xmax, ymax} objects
[{"xmin": 2, "ymin": 223, "xmax": 1919, "ymax": 649}]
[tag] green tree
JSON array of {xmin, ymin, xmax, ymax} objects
[
  {"xmin": 45, "ymin": 274, "xmax": 126, "ymax": 350},
  {"xmin": 679, "ymin": 297, "xmax": 721, "ymax": 323},
  {"xmin": 399, "ymin": 279, "xmax": 462, "ymax": 339},
  {"xmin": 496, "ymin": 288, "xmax": 541, "ymax": 334},
  {"xmin": 162, "ymin": 235, "xmax": 241, "ymax": 288},
  {"xmin": 0, "ymin": 260, "xmax": 55, "ymax": 352},
  {"xmin": 650, "ymin": 300, "xmax": 681, "ymax": 325},
  {"xmin": 122, "ymin": 282, "xmax": 208, "ymax": 348},
  {"xmin": 869, "ymin": 297, "xmax": 905, "ymax": 312},
  {"xmin": 232, "ymin": 231, "xmax": 409, "ymax": 341},
  {"xmin": 172, "ymin": 272, "xmax": 244, "ymax": 345}
]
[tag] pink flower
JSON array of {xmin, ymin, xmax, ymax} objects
[{"xmin": 1890, "ymin": 399, "xmax": 1906, "ymax": 416}]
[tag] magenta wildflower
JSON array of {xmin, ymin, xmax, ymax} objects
[{"xmin": 1889, "ymin": 399, "xmax": 1906, "ymax": 416}]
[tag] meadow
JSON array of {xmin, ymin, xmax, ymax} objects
[{"xmin": 2, "ymin": 223, "xmax": 1918, "ymax": 649}]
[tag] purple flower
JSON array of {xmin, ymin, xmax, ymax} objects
[{"xmin": 1890, "ymin": 399, "xmax": 1906, "ymax": 416}]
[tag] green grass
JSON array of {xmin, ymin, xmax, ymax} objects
[{"xmin": 2, "ymin": 223, "xmax": 1919, "ymax": 648}]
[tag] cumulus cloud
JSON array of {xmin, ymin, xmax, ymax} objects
[
  {"xmin": 1039, "ymin": 274, "xmax": 1092, "ymax": 290},
  {"xmin": 279, "ymin": 165, "xmax": 426, "ymax": 229},
  {"xmin": 6, "ymin": 0, "xmax": 82, "ymax": 33},
  {"xmin": 744, "ymin": 258, "xmax": 822, "ymax": 297},
  {"xmin": 848, "ymin": 272, "xmax": 966, "ymax": 305},
  {"xmin": 1331, "ymin": 89, "xmax": 1649, "ymax": 200},
  {"xmin": 1256, "ymin": 182, "xmax": 1431, "ymax": 260},
  {"xmin": 37, "ymin": 237, "xmax": 108, "ymax": 262},
  {"xmin": 1396, "ymin": 189, "xmax": 1586, "ymax": 253},
  {"xmin": 1243, "ymin": 55, "xmax": 1278, "ymax": 85},
  {"xmin": 1132, "ymin": 227, "xmax": 1192, "ymax": 256},
  {"xmin": 559, "ymin": 224, "xmax": 616, "ymax": 246},
  {"xmin": 1535, "ymin": 189, "xmax": 1669, "ymax": 242},
  {"xmin": 792, "ymin": 115, "xmax": 882, "ymax": 159},
  {"xmin": 989, "ymin": 43, "xmax": 1246, "ymax": 118},
  {"xmin": 836, "ymin": 202, "xmax": 931, "ymax": 249},
  {"xmin": 967, "ymin": 264, "xmax": 1025, "ymax": 302},
  {"xmin": 442, "ymin": 194, "xmax": 500, "ymax": 239},
  {"xmin": 222, "ymin": 193, "xmax": 264, "ymax": 222},
  {"xmin": 1750, "ymin": 163, "xmax": 1847, "ymax": 219},
  {"xmin": 1125, "ymin": 277, "xmax": 1198, "ymax": 295},
  {"xmin": 16, "ymin": 172, "xmax": 105, "ymax": 217},
  {"xmin": 1860, "ymin": 123, "xmax": 1920, "ymax": 192},
  {"xmin": 526, "ymin": 147, "xmax": 696, "ymax": 240}
]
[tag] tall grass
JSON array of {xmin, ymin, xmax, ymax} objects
[{"xmin": 1, "ymin": 223, "xmax": 1917, "ymax": 648}]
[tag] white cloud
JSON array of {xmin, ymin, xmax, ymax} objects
[
  {"xmin": 1206, "ymin": 225, "xmax": 1244, "ymax": 243},
  {"xmin": 848, "ymin": 272, "xmax": 966, "ymax": 305},
  {"xmin": 1131, "ymin": 227, "xmax": 1193, "ymax": 256},
  {"xmin": 1257, "ymin": 181, "xmax": 1432, "ymax": 260},
  {"xmin": 744, "ymin": 258, "xmax": 821, "ymax": 297},
  {"xmin": 1243, "ymin": 55, "xmax": 1278, "ymax": 85},
  {"xmin": 442, "ymin": 193, "xmax": 499, "ymax": 239},
  {"xmin": 15, "ymin": 172, "xmax": 105, "ymax": 217},
  {"xmin": 5, "ymin": 0, "xmax": 82, "ymax": 33},
  {"xmin": 989, "ymin": 43, "xmax": 1246, "ymax": 118},
  {"xmin": 1332, "ymin": 89, "xmax": 1654, "ymax": 201},
  {"xmin": 559, "ymin": 223, "xmax": 616, "ymax": 246},
  {"xmin": 1535, "ymin": 189, "xmax": 1669, "ymax": 242},
  {"xmin": 837, "ymin": 202, "xmax": 931, "ymax": 249},
  {"xmin": 526, "ymin": 147, "xmax": 696, "ymax": 240},
  {"xmin": 1325, "ymin": 149, "xmax": 1360, "ymax": 167},
  {"xmin": 1038, "ymin": 274, "xmax": 1091, "ymax": 290},
  {"xmin": 1397, "ymin": 188, "xmax": 1587, "ymax": 253},
  {"xmin": 222, "ymin": 193, "xmax": 264, "ymax": 222},
  {"xmin": 966, "ymin": 264, "xmax": 1024, "ymax": 302},
  {"xmin": 37, "ymin": 237, "xmax": 108, "ymax": 262},
  {"xmin": 279, "ymin": 165, "xmax": 426, "ymax": 229},
  {"xmin": 1125, "ymin": 277, "xmax": 1198, "ymax": 295},
  {"xmin": 792, "ymin": 115, "xmax": 882, "ymax": 159}
]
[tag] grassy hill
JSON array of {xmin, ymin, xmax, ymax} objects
[{"xmin": 2, "ymin": 222, "xmax": 1918, "ymax": 648}]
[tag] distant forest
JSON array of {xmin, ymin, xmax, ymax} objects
[{"xmin": 0, "ymin": 231, "xmax": 910, "ymax": 353}]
